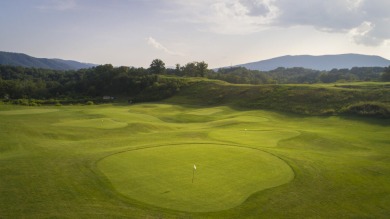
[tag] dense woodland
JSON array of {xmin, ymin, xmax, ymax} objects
[
  {"xmin": 210, "ymin": 66, "xmax": 389, "ymax": 84},
  {"xmin": 0, "ymin": 59, "xmax": 389, "ymax": 103}
]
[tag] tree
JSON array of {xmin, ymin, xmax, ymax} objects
[
  {"xmin": 181, "ymin": 61, "xmax": 209, "ymax": 77},
  {"xmin": 183, "ymin": 62, "xmax": 197, "ymax": 77},
  {"xmin": 381, "ymin": 66, "xmax": 390, "ymax": 82},
  {"xmin": 197, "ymin": 61, "xmax": 208, "ymax": 77},
  {"xmin": 175, "ymin": 64, "xmax": 182, "ymax": 76},
  {"xmin": 149, "ymin": 59, "xmax": 166, "ymax": 74}
]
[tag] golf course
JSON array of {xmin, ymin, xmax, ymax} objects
[
  {"xmin": 2, "ymin": 0, "xmax": 390, "ymax": 216},
  {"xmin": 1, "ymin": 99, "xmax": 389, "ymax": 218}
]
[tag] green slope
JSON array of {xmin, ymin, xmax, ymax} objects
[
  {"xmin": 0, "ymin": 103, "xmax": 389, "ymax": 218},
  {"xmin": 164, "ymin": 80, "xmax": 390, "ymax": 117}
]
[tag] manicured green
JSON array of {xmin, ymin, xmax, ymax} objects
[
  {"xmin": 0, "ymin": 102, "xmax": 389, "ymax": 218},
  {"xmin": 99, "ymin": 144, "xmax": 293, "ymax": 212},
  {"xmin": 0, "ymin": 108, "xmax": 59, "ymax": 115}
]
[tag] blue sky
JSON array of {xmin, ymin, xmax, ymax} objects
[{"xmin": 1, "ymin": 0, "xmax": 389, "ymax": 68}]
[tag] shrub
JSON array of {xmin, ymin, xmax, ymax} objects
[{"xmin": 341, "ymin": 102, "xmax": 390, "ymax": 118}]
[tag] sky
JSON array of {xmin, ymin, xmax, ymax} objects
[{"xmin": 1, "ymin": 0, "xmax": 390, "ymax": 68}]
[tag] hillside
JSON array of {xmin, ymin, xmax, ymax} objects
[
  {"xmin": 1, "ymin": 64, "xmax": 389, "ymax": 118},
  {"xmin": 165, "ymin": 80, "xmax": 390, "ymax": 118},
  {"xmin": 233, "ymin": 54, "xmax": 390, "ymax": 71},
  {"xmin": 0, "ymin": 51, "xmax": 95, "ymax": 70}
]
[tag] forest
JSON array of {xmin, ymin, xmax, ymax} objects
[
  {"xmin": 0, "ymin": 59, "xmax": 389, "ymax": 104},
  {"xmin": 210, "ymin": 66, "xmax": 389, "ymax": 84}
]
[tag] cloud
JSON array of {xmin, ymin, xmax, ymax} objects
[
  {"xmin": 166, "ymin": 0, "xmax": 390, "ymax": 46},
  {"xmin": 207, "ymin": 0, "xmax": 280, "ymax": 34},
  {"xmin": 346, "ymin": 0, "xmax": 364, "ymax": 10},
  {"xmin": 37, "ymin": 0, "xmax": 77, "ymax": 11},
  {"xmin": 349, "ymin": 20, "xmax": 390, "ymax": 46},
  {"xmin": 147, "ymin": 37, "xmax": 184, "ymax": 56},
  {"xmin": 349, "ymin": 21, "xmax": 377, "ymax": 46},
  {"xmin": 274, "ymin": 0, "xmax": 376, "ymax": 32},
  {"xmin": 168, "ymin": 0, "xmax": 279, "ymax": 34},
  {"xmin": 275, "ymin": 0, "xmax": 390, "ymax": 46}
]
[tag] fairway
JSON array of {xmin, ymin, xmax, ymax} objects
[
  {"xmin": 0, "ymin": 108, "xmax": 59, "ymax": 115},
  {"xmin": 54, "ymin": 118, "xmax": 128, "ymax": 129},
  {"xmin": 0, "ymin": 103, "xmax": 389, "ymax": 218},
  {"xmin": 98, "ymin": 144, "xmax": 293, "ymax": 212}
]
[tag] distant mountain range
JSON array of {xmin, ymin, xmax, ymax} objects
[
  {"xmin": 0, "ymin": 51, "xmax": 96, "ymax": 70},
  {"xmin": 2, "ymin": 51, "xmax": 389, "ymax": 72},
  {"xmin": 230, "ymin": 54, "xmax": 390, "ymax": 71}
]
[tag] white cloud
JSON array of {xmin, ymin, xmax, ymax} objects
[
  {"xmin": 177, "ymin": 0, "xmax": 280, "ymax": 34},
  {"xmin": 146, "ymin": 37, "xmax": 184, "ymax": 56},
  {"xmin": 272, "ymin": 0, "xmax": 390, "ymax": 46},
  {"xmin": 166, "ymin": 0, "xmax": 390, "ymax": 46},
  {"xmin": 349, "ymin": 20, "xmax": 390, "ymax": 46},
  {"xmin": 203, "ymin": 0, "xmax": 280, "ymax": 34},
  {"xmin": 349, "ymin": 21, "xmax": 380, "ymax": 46}
]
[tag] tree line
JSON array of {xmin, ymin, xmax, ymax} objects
[
  {"xmin": 211, "ymin": 66, "xmax": 390, "ymax": 84},
  {"xmin": 1, "ymin": 58, "xmax": 389, "ymax": 103}
]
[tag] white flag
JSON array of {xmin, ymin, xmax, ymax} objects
[{"xmin": 194, "ymin": 164, "xmax": 196, "ymax": 170}]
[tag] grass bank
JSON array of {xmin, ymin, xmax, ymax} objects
[{"xmin": 166, "ymin": 80, "xmax": 390, "ymax": 118}]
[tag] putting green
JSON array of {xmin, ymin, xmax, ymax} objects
[{"xmin": 98, "ymin": 144, "xmax": 294, "ymax": 212}]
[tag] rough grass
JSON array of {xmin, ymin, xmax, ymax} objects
[
  {"xmin": 0, "ymin": 103, "xmax": 389, "ymax": 218},
  {"xmin": 166, "ymin": 81, "xmax": 390, "ymax": 117}
]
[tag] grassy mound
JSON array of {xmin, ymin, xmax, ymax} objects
[
  {"xmin": 210, "ymin": 129, "xmax": 300, "ymax": 147},
  {"xmin": 166, "ymin": 81, "xmax": 390, "ymax": 118},
  {"xmin": 98, "ymin": 144, "xmax": 294, "ymax": 212},
  {"xmin": 54, "ymin": 118, "xmax": 128, "ymax": 129}
]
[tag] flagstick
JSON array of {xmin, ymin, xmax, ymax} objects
[
  {"xmin": 192, "ymin": 164, "xmax": 196, "ymax": 183},
  {"xmin": 192, "ymin": 168, "xmax": 195, "ymax": 183}
]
